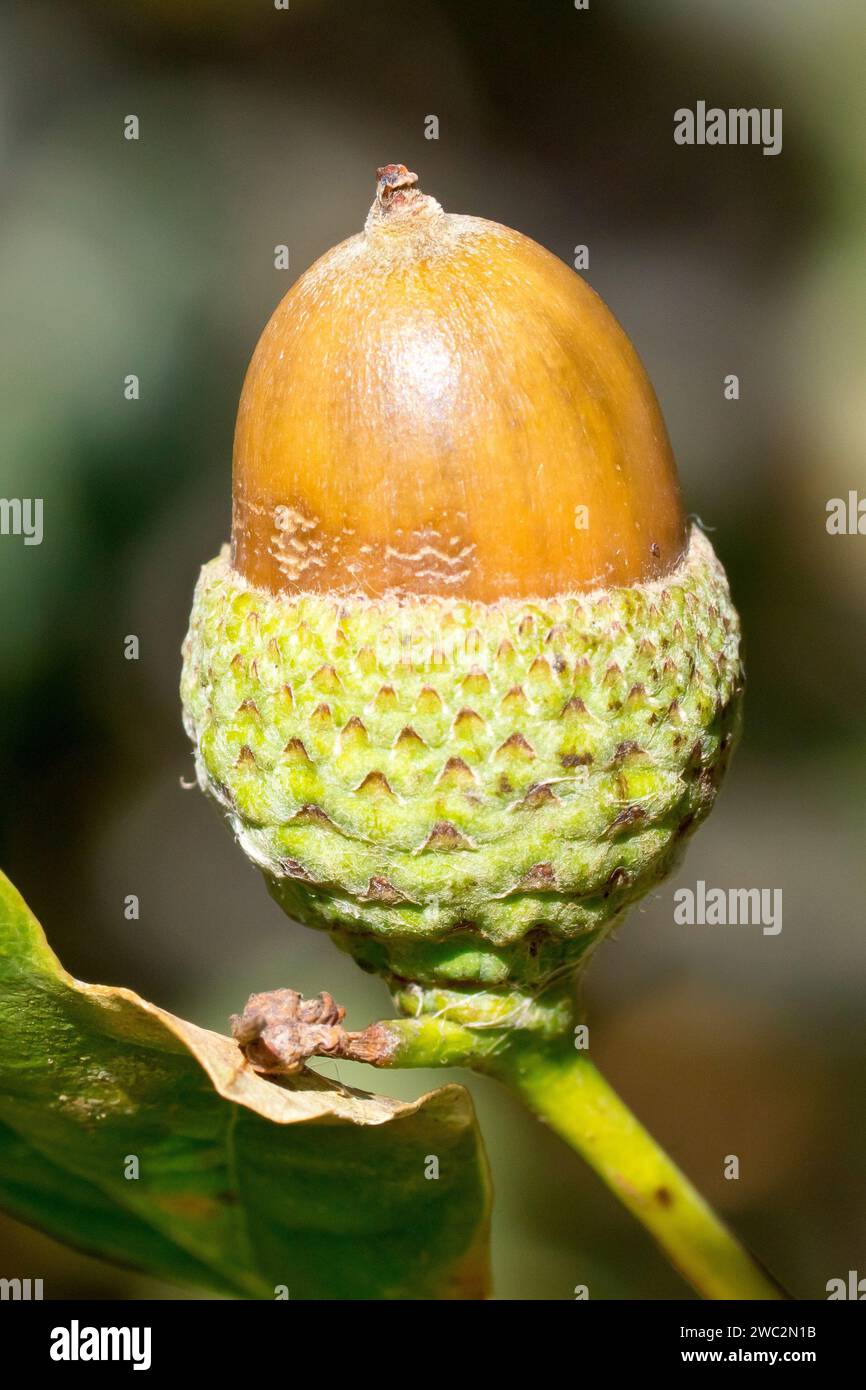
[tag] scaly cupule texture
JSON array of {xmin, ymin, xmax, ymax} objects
[{"xmin": 181, "ymin": 525, "xmax": 741, "ymax": 995}]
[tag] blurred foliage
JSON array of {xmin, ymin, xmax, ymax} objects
[{"xmin": 0, "ymin": 0, "xmax": 864, "ymax": 1297}]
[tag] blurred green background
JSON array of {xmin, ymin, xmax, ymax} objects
[{"xmin": 1, "ymin": 0, "xmax": 864, "ymax": 1299}]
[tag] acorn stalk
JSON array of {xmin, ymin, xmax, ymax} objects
[{"xmin": 182, "ymin": 165, "xmax": 781, "ymax": 1299}]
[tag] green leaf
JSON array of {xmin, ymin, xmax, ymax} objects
[{"xmin": 0, "ymin": 871, "xmax": 491, "ymax": 1299}]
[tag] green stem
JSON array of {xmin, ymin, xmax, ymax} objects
[
  {"xmin": 378, "ymin": 991, "xmax": 786, "ymax": 1301},
  {"xmin": 240, "ymin": 980, "xmax": 787, "ymax": 1299},
  {"xmin": 485, "ymin": 1035, "xmax": 786, "ymax": 1301}
]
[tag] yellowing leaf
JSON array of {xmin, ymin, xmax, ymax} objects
[{"xmin": 0, "ymin": 871, "xmax": 490, "ymax": 1299}]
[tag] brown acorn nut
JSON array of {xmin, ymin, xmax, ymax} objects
[
  {"xmin": 181, "ymin": 165, "xmax": 742, "ymax": 995},
  {"xmin": 232, "ymin": 163, "xmax": 687, "ymax": 601}
]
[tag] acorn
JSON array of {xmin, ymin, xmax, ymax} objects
[{"xmin": 181, "ymin": 164, "xmax": 742, "ymax": 998}]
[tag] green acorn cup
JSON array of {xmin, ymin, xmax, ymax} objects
[
  {"xmin": 182, "ymin": 529, "xmax": 740, "ymax": 995},
  {"xmin": 181, "ymin": 167, "xmax": 779, "ymax": 1301}
]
